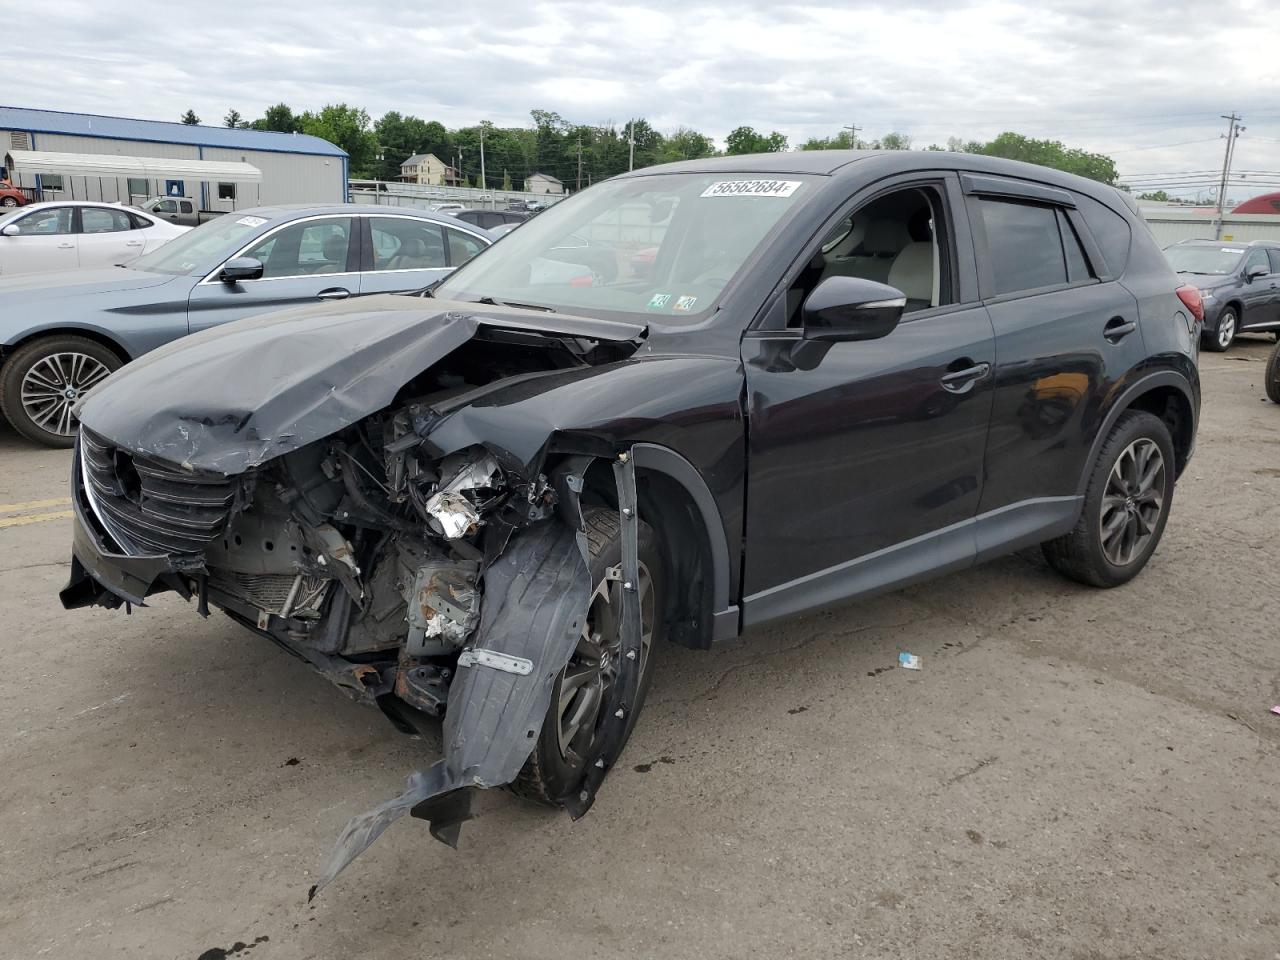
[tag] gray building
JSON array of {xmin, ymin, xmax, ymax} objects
[{"xmin": 0, "ymin": 105, "xmax": 347, "ymax": 210}]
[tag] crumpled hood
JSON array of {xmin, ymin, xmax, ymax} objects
[
  {"xmin": 77, "ymin": 293, "xmax": 646, "ymax": 475},
  {"xmin": 0, "ymin": 267, "xmax": 180, "ymax": 300}
]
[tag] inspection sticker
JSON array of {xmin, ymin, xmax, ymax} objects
[
  {"xmin": 673, "ymin": 295, "xmax": 698, "ymax": 312},
  {"xmin": 236, "ymin": 216, "xmax": 268, "ymax": 227},
  {"xmin": 701, "ymin": 179, "xmax": 801, "ymax": 199},
  {"xmin": 647, "ymin": 293, "xmax": 672, "ymax": 309}
]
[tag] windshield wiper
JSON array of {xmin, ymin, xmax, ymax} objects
[{"xmin": 476, "ymin": 295, "xmax": 556, "ymax": 314}]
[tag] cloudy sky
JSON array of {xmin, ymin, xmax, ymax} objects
[{"xmin": 5, "ymin": 0, "xmax": 1280, "ymax": 199}]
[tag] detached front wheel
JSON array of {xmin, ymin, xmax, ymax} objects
[
  {"xmin": 1266, "ymin": 342, "xmax": 1280, "ymax": 404},
  {"xmin": 0, "ymin": 336, "xmax": 121, "ymax": 447},
  {"xmin": 510, "ymin": 507, "xmax": 665, "ymax": 805}
]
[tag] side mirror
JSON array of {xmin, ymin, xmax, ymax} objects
[
  {"xmin": 801, "ymin": 275, "xmax": 906, "ymax": 342},
  {"xmin": 1245, "ymin": 265, "xmax": 1268, "ymax": 281},
  {"xmin": 219, "ymin": 257, "xmax": 264, "ymax": 283},
  {"xmin": 1, "ymin": 224, "xmax": 19, "ymax": 237}
]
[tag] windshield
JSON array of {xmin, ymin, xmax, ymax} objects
[
  {"xmin": 1164, "ymin": 245, "xmax": 1244, "ymax": 276},
  {"xmin": 130, "ymin": 214, "xmax": 272, "ymax": 276},
  {"xmin": 434, "ymin": 172, "xmax": 816, "ymax": 321}
]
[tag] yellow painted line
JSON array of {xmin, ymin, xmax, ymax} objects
[
  {"xmin": 0, "ymin": 510, "xmax": 74, "ymax": 529},
  {"xmin": 0, "ymin": 497, "xmax": 72, "ymax": 515}
]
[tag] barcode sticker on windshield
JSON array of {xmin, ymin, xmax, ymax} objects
[
  {"xmin": 236, "ymin": 216, "xmax": 267, "ymax": 227},
  {"xmin": 701, "ymin": 180, "xmax": 801, "ymax": 199}
]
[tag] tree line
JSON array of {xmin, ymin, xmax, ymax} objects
[{"xmin": 178, "ymin": 106, "xmax": 1119, "ymax": 190}]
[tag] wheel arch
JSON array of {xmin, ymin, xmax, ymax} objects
[
  {"xmin": 1, "ymin": 326, "xmax": 132, "ymax": 367},
  {"xmin": 1075, "ymin": 371, "xmax": 1197, "ymax": 497},
  {"xmin": 577, "ymin": 442, "xmax": 737, "ymax": 649}
]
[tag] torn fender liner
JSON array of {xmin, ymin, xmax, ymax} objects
[
  {"xmin": 309, "ymin": 518, "xmax": 590, "ymax": 898},
  {"xmin": 76, "ymin": 295, "xmax": 644, "ymax": 476}
]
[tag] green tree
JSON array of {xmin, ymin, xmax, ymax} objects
[
  {"xmin": 223, "ymin": 109, "xmax": 246, "ymax": 128},
  {"xmin": 1137, "ymin": 190, "xmax": 1171, "ymax": 201},
  {"xmin": 725, "ymin": 126, "xmax": 788, "ymax": 155},
  {"xmin": 876, "ymin": 132, "xmax": 911, "ymax": 150},
  {"xmin": 251, "ymin": 103, "xmax": 299, "ymax": 134},
  {"xmin": 800, "ymin": 130, "xmax": 861, "ymax": 150},
  {"xmin": 967, "ymin": 132, "xmax": 1117, "ymax": 184},
  {"xmin": 298, "ymin": 104, "xmax": 379, "ymax": 177},
  {"xmin": 180, "ymin": 109, "xmax": 200, "ymax": 125},
  {"xmin": 660, "ymin": 127, "xmax": 716, "ymax": 163}
]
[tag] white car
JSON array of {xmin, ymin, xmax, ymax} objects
[{"xmin": 0, "ymin": 201, "xmax": 189, "ymax": 277}]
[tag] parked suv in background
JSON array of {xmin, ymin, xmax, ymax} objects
[
  {"xmin": 61, "ymin": 151, "xmax": 1199, "ymax": 889},
  {"xmin": 1164, "ymin": 239, "xmax": 1280, "ymax": 351}
]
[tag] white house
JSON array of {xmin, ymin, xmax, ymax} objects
[{"xmin": 525, "ymin": 172, "xmax": 564, "ymax": 195}]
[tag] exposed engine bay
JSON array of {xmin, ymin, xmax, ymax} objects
[{"xmin": 63, "ymin": 314, "xmax": 656, "ymax": 895}]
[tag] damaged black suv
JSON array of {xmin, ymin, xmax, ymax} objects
[{"xmin": 62, "ymin": 151, "xmax": 1200, "ymax": 889}]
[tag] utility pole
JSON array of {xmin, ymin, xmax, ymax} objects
[
  {"xmin": 628, "ymin": 120, "xmax": 635, "ymax": 172},
  {"xmin": 479, "ymin": 122, "xmax": 487, "ymax": 203},
  {"xmin": 576, "ymin": 136, "xmax": 583, "ymax": 193},
  {"xmin": 842, "ymin": 123, "xmax": 862, "ymax": 149},
  {"xmin": 1213, "ymin": 112, "xmax": 1245, "ymax": 240}
]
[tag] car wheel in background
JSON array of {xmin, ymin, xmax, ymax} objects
[
  {"xmin": 1266, "ymin": 342, "xmax": 1280, "ymax": 404},
  {"xmin": 1203, "ymin": 307, "xmax": 1237, "ymax": 352},
  {"xmin": 0, "ymin": 336, "xmax": 122, "ymax": 447},
  {"xmin": 510, "ymin": 507, "xmax": 665, "ymax": 806},
  {"xmin": 1042, "ymin": 410, "xmax": 1176, "ymax": 588},
  {"xmin": 0, "ymin": 197, "xmax": 18, "ymax": 207}
]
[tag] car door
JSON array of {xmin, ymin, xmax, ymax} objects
[
  {"xmin": 0, "ymin": 206, "xmax": 77, "ymax": 275},
  {"xmin": 77, "ymin": 206, "xmax": 145, "ymax": 268},
  {"xmin": 740, "ymin": 172, "xmax": 996, "ymax": 626},
  {"xmin": 964, "ymin": 176, "xmax": 1147, "ymax": 537},
  {"xmin": 1238, "ymin": 247, "xmax": 1277, "ymax": 331},
  {"xmin": 1266, "ymin": 249, "xmax": 1280, "ymax": 329},
  {"xmin": 186, "ymin": 215, "xmax": 359, "ymax": 334},
  {"xmin": 359, "ymin": 215, "xmax": 453, "ymax": 295},
  {"xmin": 150, "ymin": 199, "xmax": 180, "ymax": 223}
]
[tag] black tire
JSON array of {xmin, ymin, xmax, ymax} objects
[
  {"xmin": 0, "ymin": 335, "xmax": 122, "ymax": 447},
  {"xmin": 1266, "ymin": 342, "xmax": 1280, "ymax": 404},
  {"xmin": 0, "ymin": 197, "xmax": 18, "ymax": 208},
  {"xmin": 1042, "ymin": 410, "xmax": 1176, "ymax": 588},
  {"xmin": 510, "ymin": 507, "xmax": 665, "ymax": 805},
  {"xmin": 1203, "ymin": 307, "xmax": 1237, "ymax": 352}
]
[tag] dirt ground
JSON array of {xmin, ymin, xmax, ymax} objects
[{"xmin": 0, "ymin": 337, "xmax": 1277, "ymax": 960}]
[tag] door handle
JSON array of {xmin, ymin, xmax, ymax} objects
[
  {"xmin": 125, "ymin": 240, "xmax": 143, "ymax": 247},
  {"xmin": 1104, "ymin": 316, "xmax": 1137, "ymax": 343},
  {"xmin": 940, "ymin": 360, "xmax": 991, "ymax": 393},
  {"xmin": 317, "ymin": 288, "xmax": 351, "ymax": 301},
  {"xmin": 57, "ymin": 242, "xmax": 74, "ymax": 249}
]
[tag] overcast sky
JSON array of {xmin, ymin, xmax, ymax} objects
[{"xmin": 5, "ymin": 0, "xmax": 1280, "ymax": 199}]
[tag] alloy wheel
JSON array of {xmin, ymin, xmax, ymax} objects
[
  {"xmin": 556, "ymin": 561, "xmax": 654, "ymax": 761},
  {"xmin": 20, "ymin": 352, "xmax": 112, "ymax": 437},
  {"xmin": 1217, "ymin": 311, "xmax": 1236, "ymax": 349},
  {"xmin": 1, "ymin": 197, "xmax": 18, "ymax": 207},
  {"xmin": 1099, "ymin": 438, "xmax": 1166, "ymax": 566}
]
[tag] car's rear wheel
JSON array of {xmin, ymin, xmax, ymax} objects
[
  {"xmin": 510, "ymin": 507, "xmax": 665, "ymax": 806},
  {"xmin": 0, "ymin": 336, "xmax": 121, "ymax": 447},
  {"xmin": 1203, "ymin": 307, "xmax": 1237, "ymax": 352},
  {"xmin": 1265, "ymin": 342, "xmax": 1280, "ymax": 404},
  {"xmin": 1, "ymin": 197, "xmax": 18, "ymax": 208},
  {"xmin": 1042, "ymin": 411, "xmax": 1176, "ymax": 588}
]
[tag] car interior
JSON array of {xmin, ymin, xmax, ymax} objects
[{"xmin": 785, "ymin": 186, "xmax": 949, "ymax": 326}]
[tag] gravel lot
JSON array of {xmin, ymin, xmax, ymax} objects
[{"xmin": 1, "ymin": 337, "xmax": 1277, "ymax": 960}]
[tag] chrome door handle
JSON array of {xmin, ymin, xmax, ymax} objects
[
  {"xmin": 317, "ymin": 288, "xmax": 351, "ymax": 301},
  {"xmin": 125, "ymin": 240, "xmax": 143, "ymax": 247},
  {"xmin": 57, "ymin": 242, "xmax": 74, "ymax": 249},
  {"xmin": 941, "ymin": 361, "xmax": 991, "ymax": 393},
  {"xmin": 1104, "ymin": 316, "xmax": 1137, "ymax": 343}
]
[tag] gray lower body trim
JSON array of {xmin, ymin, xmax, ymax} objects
[{"xmin": 742, "ymin": 496, "xmax": 1082, "ymax": 629}]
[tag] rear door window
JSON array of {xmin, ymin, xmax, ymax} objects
[
  {"xmin": 80, "ymin": 207, "xmax": 134, "ymax": 234},
  {"xmin": 445, "ymin": 227, "xmax": 486, "ymax": 267},
  {"xmin": 978, "ymin": 198, "xmax": 1068, "ymax": 295},
  {"xmin": 1057, "ymin": 209, "xmax": 1094, "ymax": 284},
  {"xmin": 369, "ymin": 218, "xmax": 447, "ymax": 271}
]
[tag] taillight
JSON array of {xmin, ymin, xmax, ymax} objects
[{"xmin": 1176, "ymin": 284, "xmax": 1204, "ymax": 323}]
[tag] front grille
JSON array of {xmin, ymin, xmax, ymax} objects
[{"xmin": 80, "ymin": 429, "xmax": 243, "ymax": 557}]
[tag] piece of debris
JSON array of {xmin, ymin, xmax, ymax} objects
[
  {"xmin": 282, "ymin": 757, "xmax": 301, "ymax": 767},
  {"xmin": 1271, "ymin": 706, "xmax": 1280, "ymax": 717},
  {"xmin": 898, "ymin": 652, "xmax": 922, "ymax": 671}
]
